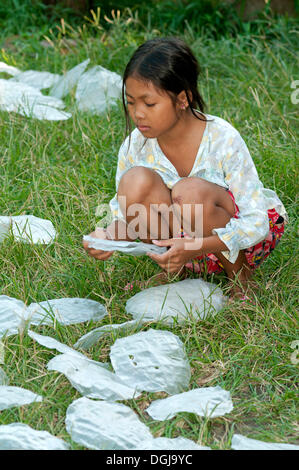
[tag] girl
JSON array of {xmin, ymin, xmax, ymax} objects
[{"xmin": 83, "ymin": 37, "xmax": 287, "ymax": 299}]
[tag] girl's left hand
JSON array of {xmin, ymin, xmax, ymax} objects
[{"xmin": 147, "ymin": 238, "xmax": 204, "ymax": 274}]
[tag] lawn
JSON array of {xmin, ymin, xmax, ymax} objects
[{"xmin": 0, "ymin": 6, "xmax": 298, "ymax": 449}]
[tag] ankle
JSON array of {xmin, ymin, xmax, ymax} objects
[{"xmin": 226, "ymin": 267, "xmax": 252, "ymax": 282}]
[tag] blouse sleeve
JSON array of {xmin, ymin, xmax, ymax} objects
[
  {"xmin": 109, "ymin": 137, "xmax": 135, "ymax": 223},
  {"xmin": 212, "ymin": 132, "xmax": 269, "ymax": 264}
]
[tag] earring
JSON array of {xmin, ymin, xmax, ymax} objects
[{"xmin": 181, "ymin": 104, "xmax": 186, "ymax": 110}]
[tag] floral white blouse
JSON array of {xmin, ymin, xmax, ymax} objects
[{"xmin": 109, "ymin": 113, "xmax": 287, "ymax": 264}]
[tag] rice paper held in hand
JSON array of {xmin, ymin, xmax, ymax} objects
[{"xmin": 83, "ymin": 235, "xmax": 167, "ymax": 256}]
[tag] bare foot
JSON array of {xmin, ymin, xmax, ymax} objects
[{"xmin": 228, "ymin": 278, "xmax": 259, "ymax": 303}]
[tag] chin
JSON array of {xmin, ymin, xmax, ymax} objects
[{"xmin": 138, "ymin": 128, "xmax": 156, "ymax": 138}]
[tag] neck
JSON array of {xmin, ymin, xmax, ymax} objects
[{"xmin": 158, "ymin": 109, "xmax": 201, "ymax": 148}]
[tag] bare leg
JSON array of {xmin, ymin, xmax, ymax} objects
[
  {"xmin": 116, "ymin": 166, "xmax": 186, "ymax": 285},
  {"xmin": 171, "ymin": 177, "xmax": 253, "ymax": 296},
  {"xmin": 117, "ymin": 169, "xmax": 253, "ymax": 295},
  {"xmin": 117, "ymin": 166, "xmax": 178, "ymax": 243},
  {"xmin": 216, "ymin": 251, "xmax": 253, "ymax": 299}
]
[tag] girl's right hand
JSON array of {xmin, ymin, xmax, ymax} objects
[{"xmin": 83, "ymin": 227, "xmax": 114, "ymax": 261}]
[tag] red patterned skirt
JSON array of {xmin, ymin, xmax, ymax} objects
[{"xmin": 181, "ymin": 190, "xmax": 285, "ymax": 275}]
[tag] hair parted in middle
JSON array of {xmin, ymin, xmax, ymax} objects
[{"xmin": 122, "ymin": 36, "xmax": 214, "ymax": 138}]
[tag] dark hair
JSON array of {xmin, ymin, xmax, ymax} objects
[{"xmin": 122, "ymin": 37, "xmax": 214, "ymax": 139}]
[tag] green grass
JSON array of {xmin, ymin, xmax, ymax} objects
[{"xmin": 0, "ymin": 8, "xmax": 298, "ymax": 450}]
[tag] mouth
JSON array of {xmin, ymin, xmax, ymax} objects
[{"xmin": 137, "ymin": 125, "xmax": 150, "ymax": 132}]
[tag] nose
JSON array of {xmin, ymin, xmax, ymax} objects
[{"xmin": 133, "ymin": 104, "xmax": 146, "ymax": 121}]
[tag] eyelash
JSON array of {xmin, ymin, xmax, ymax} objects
[{"xmin": 127, "ymin": 102, "xmax": 155, "ymax": 107}]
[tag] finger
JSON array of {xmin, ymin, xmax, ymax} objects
[
  {"xmin": 152, "ymin": 239, "xmax": 173, "ymax": 247},
  {"xmin": 147, "ymin": 251, "xmax": 170, "ymax": 263},
  {"xmin": 147, "ymin": 243, "xmax": 176, "ymax": 262},
  {"xmin": 91, "ymin": 251, "xmax": 114, "ymax": 260},
  {"xmin": 82, "ymin": 241, "xmax": 89, "ymax": 250},
  {"xmin": 86, "ymin": 248, "xmax": 114, "ymax": 257},
  {"xmin": 146, "ymin": 252, "xmax": 159, "ymax": 262},
  {"xmin": 163, "ymin": 263, "xmax": 185, "ymax": 275},
  {"xmin": 94, "ymin": 253, "xmax": 113, "ymax": 260},
  {"xmin": 92, "ymin": 250, "xmax": 114, "ymax": 257},
  {"xmin": 88, "ymin": 248, "xmax": 107, "ymax": 255}
]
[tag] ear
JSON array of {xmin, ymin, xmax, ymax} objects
[{"xmin": 176, "ymin": 90, "xmax": 192, "ymax": 110}]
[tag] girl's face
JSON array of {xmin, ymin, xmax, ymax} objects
[{"xmin": 125, "ymin": 76, "xmax": 183, "ymax": 139}]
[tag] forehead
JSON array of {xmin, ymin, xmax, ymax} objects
[{"xmin": 125, "ymin": 76, "xmax": 168, "ymax": 99}]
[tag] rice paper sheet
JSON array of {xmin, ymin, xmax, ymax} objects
[
  {"xmin": 0, "ymin": 423, "xmax": 70, "ymax": 450},
  {"xmin": 0, "ymin": 386, "xmax": 42, "ymax": 411},
  {"xmin": 110, "ymin": 329, "xmax": 191, "ymax": 394},
  {"xmin": 126, "ymin": 278, "xmax": 226, "ymax": 325},
  {"xmin": 75, "ymin": 66, "xmax": 122, "ymax": 114},
  {"xmin": 0, "ymin": 295, "xmax": 28, "ymax": 338},
  {"xmin": 0, "ymin": 216, "xmax": 11, "ymax": 242},
  {"xmin": 26, "ymin": 297, "xmax": 107, "ymax": 326},
  {"xmin": 0, "ymin": 341, "xmax": 4, "ymax": 364},
  {"xmin": 50, "ymin": 59, "xmax": 90, "ymax": 99},
  {"xmin": 0, "ymin": 79, "xmax": 71, "ymax": 120},
  {"xmin": 65, "ymin": 397, "xmax": 153, "ymax": 450},
  {"xmin": 47, "ymin": 353, "xmax": 140, "ymax": 401},
  {"xmin": 83, "ymin": 236, "xmax": 167, "ymax": 256},
  {"xmin": 0, "ymin": 296, "xmax": 107, "ymax": 338},
  {"xmin": 145, "ymin": 386, "xmax": 234, "ymax": 421},
  {"xmin": 10, "ymin": 70, "xmax": 60, "ymax": 90},
  {"xmin": 73, "ymin": 319, "xmax": 144, "ymax": 350},
  {"xmin": 0, "ymin": 62, "xmax": 21, "ymax": 76},
  {"xmin": 29, "ymin": 330, "xmax": 110, "ymax": 368},
  {"xmin": 231, "ymin": 434, "xmax": 299, "ymax": 450},
  {"xmin": 137, "ymin": 437, "xmax": 211, "ymax": 450},
  {"xmin": 28, "ymin": 330, "xmax": 88, "ymax": 359},
  {"xmin": 0, "ymin": 368, "xmax": 9, "ymax": 386},
  {"xmin": 0, "ymin": 215, "xmax": 56, "ymax": 244},
  {"xmin": 11, "ymin": 215, "xmax": 56, "ymax": 244}
]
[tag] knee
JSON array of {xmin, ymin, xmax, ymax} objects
[
  {"xmin": 171, "ymin": 177, "xmax": 212, "ymax": 206},
  {"xmin": 118, "ymin": 166, "xmax": 159, "ymax": 202}
]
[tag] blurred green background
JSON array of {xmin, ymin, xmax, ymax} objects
[{"xmin": 0, "ymin": 0, "xmax": 298, "ymax": 39}]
